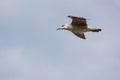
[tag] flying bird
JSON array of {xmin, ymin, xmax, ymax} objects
[{"xmin": 57, "ymin": 16, "xmax": 101, "ymax": 39}]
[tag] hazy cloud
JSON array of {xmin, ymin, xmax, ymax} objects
[{"xmin": 0, "ymin": 0, "xmax": 120, "ymax": 80}]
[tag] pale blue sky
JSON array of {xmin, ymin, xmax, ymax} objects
[{"xmin": 0, "ymin": 0, "xmax": 120, "ymax": 80}]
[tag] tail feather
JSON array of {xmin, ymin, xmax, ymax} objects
[{"xmin": 91, "ymin": 28, "xmax": 101, "ymax": 32}]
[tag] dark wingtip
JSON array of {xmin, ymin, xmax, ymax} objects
[
  {"xmin": 67, "ymin": 15, "xmax": 72, "ymax": 18},
  {"xmin": 68, "ymin": 15, "xmax": 86, "ymax": 20},
  {"xmin": 80, "ymin": 36, "xmax": 86, "ymax": 39},
  {"xmin": 83, "ymin": 37, "xmax": 86, "ymax": 39},
  {"xmin": 97, "ymin": 29, "xmax": 102, "ymax": 32},
  {"xmin": 99, "ymin": 29, "xmax": 102, "ymax": 31}
]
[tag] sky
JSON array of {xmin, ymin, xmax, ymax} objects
[{"xmin": 0, "ymin": 0, "xmax": 120, "ymax": 80}]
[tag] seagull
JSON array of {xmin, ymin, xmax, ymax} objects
[{"xmin": 57, "ymin": 16, "xmax": 101, "ymax": 39}]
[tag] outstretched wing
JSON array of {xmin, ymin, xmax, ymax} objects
[
  {"xmin": 73, "ymin": 32, "xmax": 86, "ymax": 39},
  {"xmin": 68, "ymin": 16, "xmax": 87, "ymax": 27}
]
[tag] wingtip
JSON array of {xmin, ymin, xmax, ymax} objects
[
  {"xmin": 68, "ymin": 15, "xmax": 78, "ymax": 17},
  {"xmin": 78, "ymin": 36, "xmax": 86, "ymax": 39},
  {"xmin": 82, "ymin": 37, "xmax": 86, "ymax": 39},
  {"xmin": 67, "ymin": 15, "xmax": 72, "ymax": 17},
  {"xmin": 67, "ymin": 15, "xmax": 86, "ymax": 20},
  {"xmin": 99, "ymin": 29, "xmax": 102, "ymax": 31}
]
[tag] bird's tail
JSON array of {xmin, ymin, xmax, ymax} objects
[{"xmin": 89, "ymin": 28, "xmax": 102, "ymax": 32}]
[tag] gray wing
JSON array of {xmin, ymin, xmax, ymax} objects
[
  {"xmin": 68, "ymin": 16, "xmax": 87, "ymax": 27},
  {"xmin": 73, "ymin": 32, "xmax": 86, "ymax": 39}
]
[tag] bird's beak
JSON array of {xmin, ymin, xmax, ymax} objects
[
  {"xmin": 56, "ymin": 27, "xmax": 64, "ymax": 30},
  {"xmin": 57, "ymin": 28, "xmax": 60, "ymax": 30}
]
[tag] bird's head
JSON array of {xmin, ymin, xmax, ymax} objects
[{"xmin": 57, "ymin": 24, "xmax": 70, "ymax": 30}]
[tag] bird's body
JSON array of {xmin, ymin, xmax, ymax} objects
[{"xmin": 57, "ymin": 16, "xmax": 101, "ymax": 39}]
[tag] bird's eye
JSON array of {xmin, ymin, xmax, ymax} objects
[{"xmin": 62, "ymin": 25, "xmax": 64, "ymax": 27}]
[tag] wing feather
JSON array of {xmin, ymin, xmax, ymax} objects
[
  {"xmin": 73, "ymin": 32, "xmax": 86, "ymax": 39},
  {"xmin": 68, "ymin": 16, "xmax": 87, "ymax": 27}
]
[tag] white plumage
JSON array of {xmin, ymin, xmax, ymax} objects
[{"xmin": 57, "ymin": 16, "xmax": 101, "ymax": 39}]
